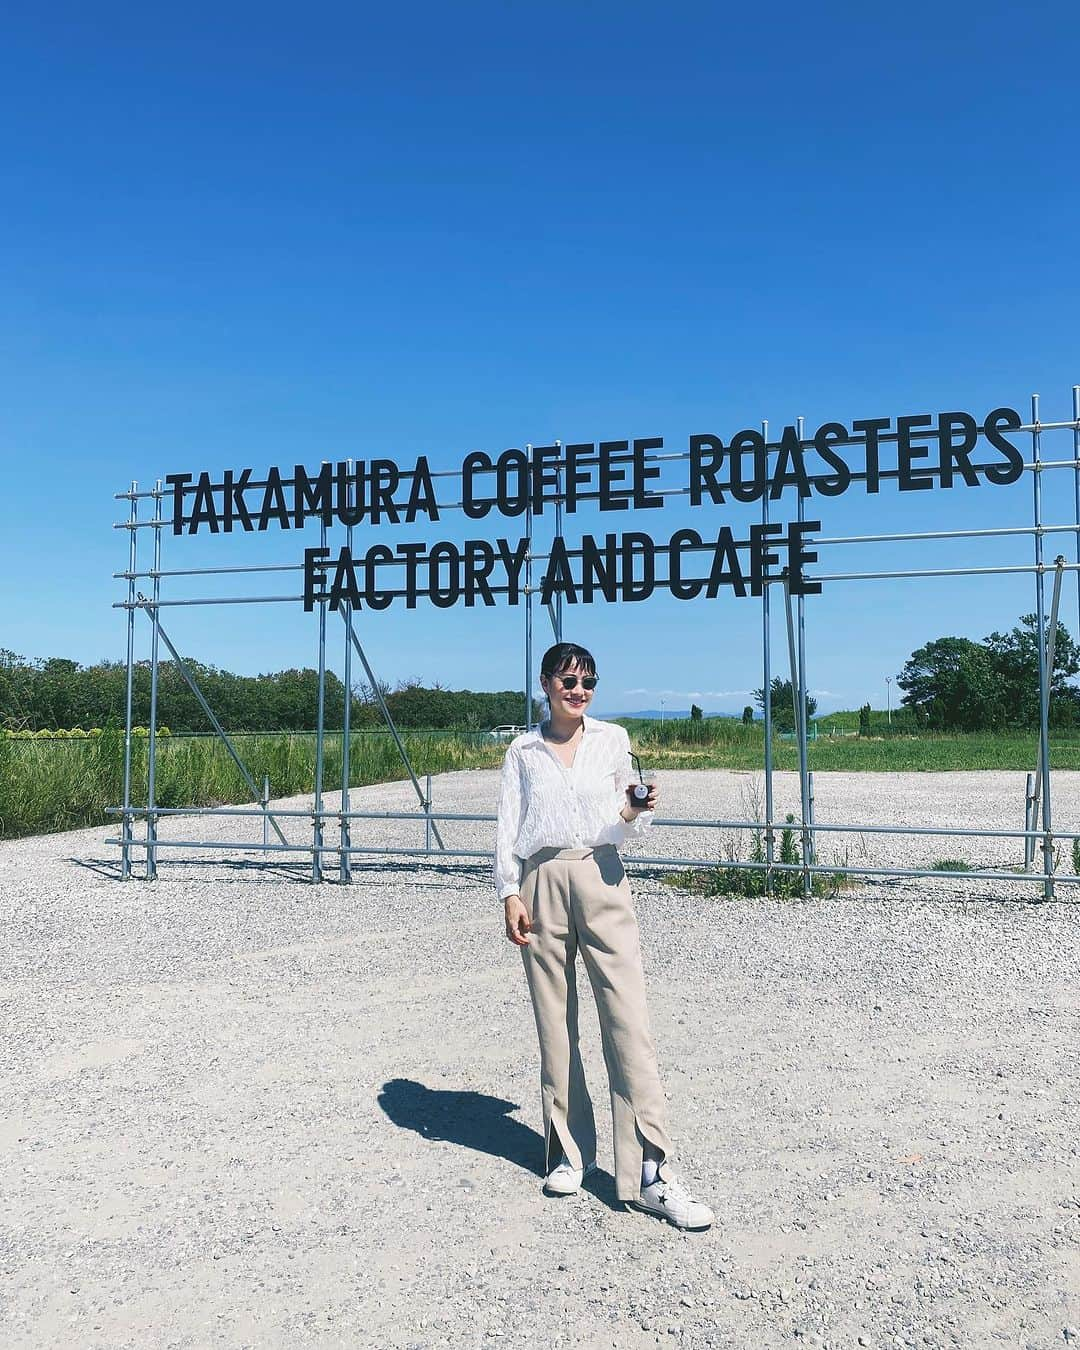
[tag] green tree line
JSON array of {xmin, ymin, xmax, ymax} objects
[
  {"xmin": 0, "ymin": 649, "xmax": 539, "ymax": 733},
  {"xmin": 3, "ymin": 608, "xmax": 1076, "ymax": 736},
  {"xmin": 897, "ymin": 614, "xmax": 1080, "ymax": 730}
]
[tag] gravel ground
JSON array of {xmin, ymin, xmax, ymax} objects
[{"xmin": 2, "ymin": 768, "xmax": 1078, "ymax": 1349}]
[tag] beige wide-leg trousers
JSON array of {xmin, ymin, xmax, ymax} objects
[{"xmin": 518, "ymin": 842, "xmax": 675, "ymax": 1202}]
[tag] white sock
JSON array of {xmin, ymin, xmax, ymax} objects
[{"xmin": 641, "ymin": 1157, "xmax": 659, "ymax": 1187}]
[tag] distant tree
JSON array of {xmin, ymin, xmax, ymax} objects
[
  {"xmin": 353, "ymin": 678, "xmax": 392, "ymax": 705},
  {"xmin": 752, "ymin": 678, "xmax": 817, "ymax": 734},
  {"xmin": 0, "ymin": 649, "xmax": 34, "ymax": 730},
  {"xmin": 858, "ymin": 702, "xmax": 872, "ymax": 737},
  {"xmin": 741, "ymin": 705, "xmax": 754, "ymax": 725},
  {"xmin": 352, "ymin": 677, "xmax": 393, "ymax": 727},
  {"xmin": 897, "ymin": 636, "xmax": 997, "ymax": 731},
  {"xmin": 690, "ymin": 703, "xmax": 703, "ymax": 721},
  {"xmin": 983, "ymin": 614, "xmax": 1080, "ymax": 728},
  {"xmin": 378, "ymin": 681, "xmax": 540, "ymax": 730},
  {"xmin": 897, "ymin": 617, "xmax": 1080, "ymax": 731},
  {"xmin": 0, "ymin": 642, "xmax": 617, "ymax": 735}
]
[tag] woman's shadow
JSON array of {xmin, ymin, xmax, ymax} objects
[{"xmin": 377, "ymin": 1078, "xmax": 623, "ymax": 1211}]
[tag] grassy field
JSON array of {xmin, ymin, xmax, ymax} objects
[
  {"xmin": 0, "ymin": 727, "xmax": 504, "ymax": 840},
  {"xmin": 625, "ymin": 715, "xmax": 1080, "ymax": 773},
  {"xmin": 1, "ymin": 717, "xmax": 1077, "ymax": 839}
]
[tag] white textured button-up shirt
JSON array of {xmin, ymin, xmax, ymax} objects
[{"xmin": 494, "ymin": 714, "xmax": 655, "ymax": 900}]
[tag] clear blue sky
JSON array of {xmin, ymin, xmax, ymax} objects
[{"xmin": 2, "ymin": 1, "xmax": 1079, "ymax": 717}]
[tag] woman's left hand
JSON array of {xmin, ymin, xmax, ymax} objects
[{"xmin": 627, "ymin": 783, "xmax": 659, "ymax": 814}]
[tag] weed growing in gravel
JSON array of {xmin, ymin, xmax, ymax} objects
[
  {"xmin": 664, "ymin": 784, "xmax": 853, "ymax": 900},
  {"xmin": 930, "ymin": 858, "xmax": 971, "ymax": 872}
]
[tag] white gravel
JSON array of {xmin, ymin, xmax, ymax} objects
[{"xmin": 2, "ymin": 768, "xmax": 1078, "ymax": 1349}]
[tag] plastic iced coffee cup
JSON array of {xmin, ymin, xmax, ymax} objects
[{"xmin": 626, "ymin": 770, "xmax": 657, "ymax": 810}]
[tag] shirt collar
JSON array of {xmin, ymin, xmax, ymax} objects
[{"xmin": 524, "ymin": 712, "xmax": 603, "ymax": 745}]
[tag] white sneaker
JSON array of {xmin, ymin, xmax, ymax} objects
[
  {"xmin": 631, "ymin": 1171, "xmax": 714, "ymax": 1229},
  {"xmin": 543, "ymin": 1155, "xmax": 597, "ymax": 1195}
]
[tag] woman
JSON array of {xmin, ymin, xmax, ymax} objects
[{"xmin": 495, "ymin": 641, "xmax": 713, "ymax": 1231}]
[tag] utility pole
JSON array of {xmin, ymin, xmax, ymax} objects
[
  {"xmin": 660, "ymin": 698, "xmax": 665, "ymax": 727},
  {"xmin": 885, "ymin": 675, "xmax": 892, "ymax": 726}
]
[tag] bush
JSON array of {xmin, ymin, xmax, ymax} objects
[{"xmin": 664, "ymin": 812, "xmax": 850, "ymax": 900}]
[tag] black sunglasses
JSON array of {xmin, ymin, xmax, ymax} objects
[{"xmin": 552, "ymin": 674, "xmax": 598, "ymax": 690}]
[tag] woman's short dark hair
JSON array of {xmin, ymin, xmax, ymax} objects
[{"xmin": 540, "ymin": 642, "xmax": 596, "ymax": 681}]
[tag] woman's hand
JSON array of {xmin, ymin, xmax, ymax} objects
[
  {"xmin": 504, "ymin": 895, "xmax": 532, "ymax": 945},
  {"xmin": 622, "ymin": 781, "xmax": 659, "ymax": 818}
]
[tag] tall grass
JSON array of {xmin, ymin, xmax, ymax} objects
[
  {"xmin": 664, "ymin": 810, "xmax": 853, "ymax": 900},
  {"xmin": 3, "ymin": 716, "xmax": 1080, "ymax": 840},
  {"xmin": 623, "ymin": 716, "xmax": 1080, "ymax": 772},
  {"xmin": 0, "ymin": 727, "xmax": 504, "ymax": 840}
]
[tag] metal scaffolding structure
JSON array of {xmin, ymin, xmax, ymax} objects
[{"xmin": 108, "ymin": 388, "xmax": 1080, "ymax": 900}]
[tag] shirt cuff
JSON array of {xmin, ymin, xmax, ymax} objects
[
  {"xmin": 599, "ymin": 809, "xmax": 654, "ymax": 848},
  {"xmin": 620, "ymin": 808, "xmax": 654, "ymax": 840}
]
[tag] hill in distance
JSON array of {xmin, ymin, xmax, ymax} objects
[{"xmin": 605, "ymin": 708, "xmax": 744, "ymax": 721}]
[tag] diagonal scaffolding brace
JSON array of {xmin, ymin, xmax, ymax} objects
[
  {"xmin": 135, "ymin": 592, "xmax": 291, "ymax": 849},
  {"xmin": 341, "ymin": 610, "xmax": 448, "ymax": 852}
]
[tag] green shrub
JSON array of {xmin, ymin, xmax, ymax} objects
[{"xmin": 664, "ymin": 812, "xmax": 850, "ymax": 900}]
